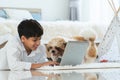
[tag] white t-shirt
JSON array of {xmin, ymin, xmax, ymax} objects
[{"xmin": 0, "ymin": 34, "xmax": 47, "ymax": 70}]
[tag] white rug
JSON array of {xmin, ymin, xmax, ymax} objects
[{"xmin": 37, "ymin": 62, "xmax": 120, "ymax": 70}]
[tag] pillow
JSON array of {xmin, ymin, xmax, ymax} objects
[
  {"xmin": 31, "ymin": 12, "xmax": 41, "ymax": 21},
  {"xmin": 4, "ymin": 9, "xmax": 33, "ymax": 20},
  {"xmin": 0, "ymin": 10, "xmax": 8, "ymax": 18}
]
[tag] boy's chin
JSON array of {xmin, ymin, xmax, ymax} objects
[{"xmin": 32, "ymin": 47, "xmax": 37, "ymax": 50}]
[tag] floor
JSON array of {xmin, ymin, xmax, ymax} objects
[{"xmin": 1, "ymin": 68, "xmax": 120, "ymax": 80}]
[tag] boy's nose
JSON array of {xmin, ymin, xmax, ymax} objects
[{"xmin": 36, "ymin": 40, "xmax": 40, "ymax": 45}]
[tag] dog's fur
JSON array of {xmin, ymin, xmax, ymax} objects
[
  {"xmin": 45, "ymin": 37, "xmax": 66, "ymax": 61},
  {"xmin": 83, "ymin": 73, "xmax": 99, "ymax": 80},
  {"xmin": 84, "ymin": 37, "xmax": 98, "ymax": 63},
  {"xmin": 72, "ymin": 28, "xmax": 98, "ymax": 63}
]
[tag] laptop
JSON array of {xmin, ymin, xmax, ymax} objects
[
  {"xmin": 60, "ymin": 41, "xmax": 89, "ymax": 66},
  {"xmin": 61, "ymin": 72, "xmax": 84, "ymax": 80}
]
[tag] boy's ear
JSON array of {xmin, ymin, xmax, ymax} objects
[{"xmin": 21, "ymin": 36, "xmax": 26, "ymax": 42}]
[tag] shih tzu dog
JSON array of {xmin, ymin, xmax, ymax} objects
[
  {"xmin": 45, "ymin": 37, "xmax": 66, "ymax": 62},
  {"xmin": 46, "ymin": 28, "xmax": 98, "ymax": 64}
]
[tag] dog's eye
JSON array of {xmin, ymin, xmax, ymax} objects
[
  {"xmin": 49, "ymin": 46, "xmax": 52, "ymax": 49},
  {"xmin": 55, "ymin": 47, "xmax": 63, "ymax": 51},
  {"xmin": 47, "ymin": 46, "xmax": 52, "ymax": 51}
]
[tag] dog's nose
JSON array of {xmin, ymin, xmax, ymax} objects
[
  {"xmin": 96, "ymin": 55, "xmax": 99, "ymax": 59},
  {"xmin": 52, "ymin": 50, "xmax": 55, "ymax": 53}
]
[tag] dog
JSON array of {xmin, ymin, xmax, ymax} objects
[
  {"xmin": 45, "ymin": 37, "xmax": 66, "ymax": 62},
  {"xmin": 72, "ymin": 28, "xmax": 98, "ymax": 63},
  {"xmin": 83, "ymin": 73, "xmax": 99, "ymax": 80},
  {"xmin": 46, "ymin": 28, "xmax": 98, "ymax": 63}
]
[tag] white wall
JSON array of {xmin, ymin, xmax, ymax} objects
[{"xmin": 0, "ymin": 0, "xmax": 69, "ymax": 21}]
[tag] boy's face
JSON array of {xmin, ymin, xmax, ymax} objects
[{"xmin": 21, "ymin": 36, "xmax": 41, "ymax": 51}]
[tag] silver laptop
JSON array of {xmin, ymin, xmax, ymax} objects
[
  {"xmin": 61, "ymin": 72, "xmax": 84, "ymax": 80},
  {"xmin": 60, "ymin": 41, "xmax": 89, "ymax": 66}
]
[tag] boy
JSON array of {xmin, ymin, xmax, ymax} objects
[{"xmin": 3, "ymin": 19, "xmax": 58, "ymax": 70}]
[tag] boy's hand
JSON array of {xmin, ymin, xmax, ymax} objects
[
  {"xmin": 31, "ymin": 61, "xmax": 59, "ymax": 69},
  {"xmin": 44, "ymin": 61, "xmax": 59, "ymax": 66}
]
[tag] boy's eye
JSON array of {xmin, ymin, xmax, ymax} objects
[
  {"xmin": 33, "ymin": 39, "xmax": 37, "ymax": 42},
  {"xmin": 31, "ymin": 37, "xmax": 41, "ymax": 42},
  {"xmin": 33, "ymin": 38, "xmax": 41, "ymax": 41}
]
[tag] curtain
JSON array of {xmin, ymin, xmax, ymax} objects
[
  {"xmin": 69, "ymin": 0, "xmax": 79, "ymax": 21},
  {"xmin": 78, "ymin": 0, "xmax": 119, "ymax": 24}
]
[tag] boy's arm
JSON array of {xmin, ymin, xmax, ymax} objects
[
  {"xmin": 30, "ymin": 45, "xmax": 59, "ymax": 69},
  {"xmin": 6, "ymin": 46, "xmax": 32, "ymax": 70},
  {"xmin": 31, "ymin": 61, "xmax": 59, "ymax": 69}
]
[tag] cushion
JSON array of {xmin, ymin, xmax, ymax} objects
[
  {"xmin": 31, "ymin": 12, "xmax": 41, "ymax": 21},
  {"xmin": 4, "ymin": 9, "xmax": 33, "ymax": 20}
]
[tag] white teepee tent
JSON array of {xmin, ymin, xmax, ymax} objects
[{"xmin": 98, "ymin": 0, "xmax": 120, "ymax": 61}]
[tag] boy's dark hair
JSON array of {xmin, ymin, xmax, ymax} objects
[{"xmin": 18, "ymin": 19, "xmax": 43, "ymax": 38}]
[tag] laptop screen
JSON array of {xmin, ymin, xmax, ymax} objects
[{"xmin": 60, "ymin": 41, "xmax": 89, "ymax": 66}]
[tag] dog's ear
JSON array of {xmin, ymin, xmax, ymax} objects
[
  {"xmin": 44, "ymin": 44, "xmax": 47, "ymax": 48},
  {"xmin": 44, "ymin": 44, "xmax": 52, "ymax": 51},
  {"xmin": 44, "ymin": 44, "xmax": 49, "ymax": 51},
  {"xmin": 44, "ymin": 44, "xmax": 51, "ymax": 58},
  {"xmin": 63, "ymin": 42, "xmax": 67, "ymax": 47}
]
